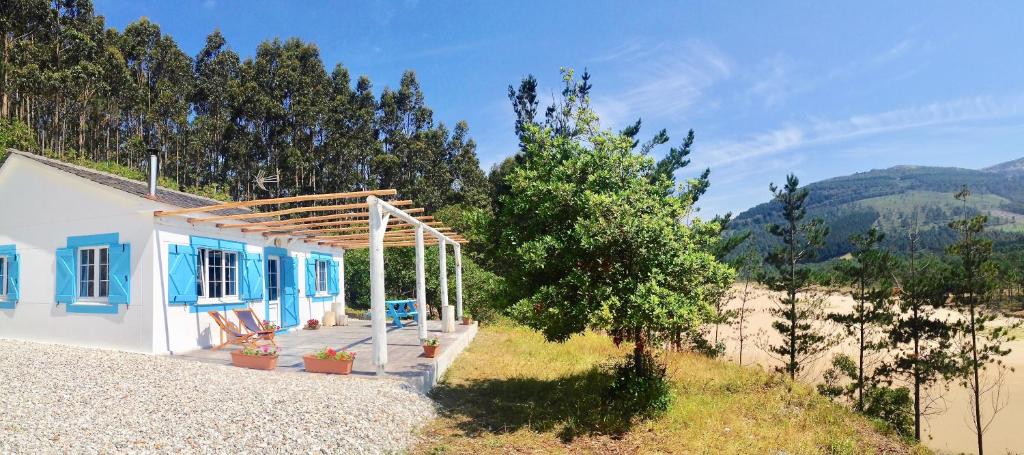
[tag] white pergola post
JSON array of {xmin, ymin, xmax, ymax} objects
[
  {"xmin": 438, "ymin": 237, "xmax": 449, "ymax": 312},
  {"xmin": 415, "ymin": 226, "xmax": 428, "ymax": 341},
  {"xmin": 454, "ymin": 243, "xmax": 463, "ymax": 320},
  {"xmin": 368, "ymin": 196, "xmax": 390, "ymax": 376}
]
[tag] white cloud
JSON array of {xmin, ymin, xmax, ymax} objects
[
  {"xmin": 590, "ymin": 40, "xmax": 733, "ymax": 127},
  {"xmin": 701, "ymin": 93, "xmax": 1024, "ymax": 168}
]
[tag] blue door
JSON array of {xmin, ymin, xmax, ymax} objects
[{"xmin": 280, "ymin": 255, "xmax": 299, "ymax": 328}]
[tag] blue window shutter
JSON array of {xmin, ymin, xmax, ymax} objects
[
  {"xmin": 328, "ymin": 259, "xmax": 339, "ymax": 296},
  {"xmin": 241, "ymin": 252, "xmax": 264, "ymax": 301},
  {"xmin": 168, "ymin": 245, "xmax": 198, "ymax": 305},
  {"xmin": 305, "ymin": 258, "xmax": 316, "ymax": 296},
  {"xmin": 55, "ymin": 247, "xmax": 76, "ymax": 304},
  {"xmin": 108, "ymin": 243, "xmax": 131, "ymax": 305},
  {"xmin": 8, "ymin": 254, "xmax": 20, "ymax": 302}
]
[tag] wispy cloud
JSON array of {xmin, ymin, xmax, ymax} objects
[
  {"xmin": 590, "ymin": 40, "xmax": 732, "ymax": 127},
  {"xmin": 702, "ymin": 93, "xmax": 1024, "ymax": 167}
]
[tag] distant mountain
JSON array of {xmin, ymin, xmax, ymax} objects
[{"xmin": 729, "ymin": 157, "xmax": 1024, "ymax": 260}]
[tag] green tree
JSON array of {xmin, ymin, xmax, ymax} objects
[
  {"xmin": 882, "ymin": 216, "xmax": 959, "ymax": 442},
  {"xmin": 947, "ymin": 187, "xmax": 1019, "ymax": 455},
  {"xmin": 495, "ymin": 69, "xmax": 732, "ymax": 393},
  {"xmin": 759, "ymin": 174, "xmax": 832, "ymax": 379},
  {"xmin": 828, "ymin": 227, "xmax": 896, "ymax": 410}
]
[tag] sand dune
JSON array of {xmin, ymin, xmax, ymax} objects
[{"xmin": 713, "ymin": 285, "xmax": 1024, "ymax": 455}]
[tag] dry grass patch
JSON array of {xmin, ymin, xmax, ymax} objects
[{"xmin": 416, "ymin": 323, "xmax": 927, "ymax": 454}]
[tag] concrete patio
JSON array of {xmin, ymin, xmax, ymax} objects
[{"xmin": 172, "ymin": 318, "xmax": 478, "ymax": 393}]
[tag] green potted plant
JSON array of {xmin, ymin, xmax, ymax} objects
[
  {"xmin": 230, "ymin": 344, "xmax": 278, "ymax": 370},
  {"xmin": 461, "ymin": 312, "xmax": 473, "ymax": 326},
  {"xmin": 303, "ymin": 347, "xmax": 356, "ymax": 374},
  {"xmin": 422, "ymin": 337, "xmax": 440, "ymax": 358}
]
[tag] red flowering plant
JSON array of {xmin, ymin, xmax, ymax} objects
[
  {"xmin": 314, "ymin": 347, "xmax": 356, "ymax": 361},
  {"xmin": 240, "ymin": 344, "xmax": 278, "ymax": 357},
  {"xmin": 305, "ymin": 319, "xmax": 320, "ymax": 330}
]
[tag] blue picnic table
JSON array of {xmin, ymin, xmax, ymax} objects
[{"xmin": 385, "ymin": 299, "xmax": 419, "ymax": 328}]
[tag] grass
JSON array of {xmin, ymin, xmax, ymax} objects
[{"xmin": 416, "ymin": 323, "xmax": 926, "ymax": 454}]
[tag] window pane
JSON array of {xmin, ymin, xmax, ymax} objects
[
  {"xmin": 196, "ymin": 250, "xmax": 205, "ymax": 297},
  {"xmin": 225, "ymin": 253, "xmax": 236, "ymax": 296},
  {"xmin": 80, "ymin": 249, "xmax": 94, "ymax": 298},
  {"xmin": 98, "ymin": 247, "xmax": 109, "ymax": 298},
  {"xmin": 209, "ymin": 250, "xmax": 223, "ymax": 298},
  {"xmin": 267, "ymin": 259, "xmax": 279, "ymax": 301}
]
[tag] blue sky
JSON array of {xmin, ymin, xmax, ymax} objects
[{"xmin": 96, "ymin": 0, "xmax": 1024, "ymax": 216}]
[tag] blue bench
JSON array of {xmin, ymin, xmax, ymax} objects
[{"xmin": 385, "ymin": 299, "xmax": 419, "ymax": 328}]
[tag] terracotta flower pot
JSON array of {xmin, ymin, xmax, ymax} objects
[
  {"xmin": 231, "ymin": 351, "xmax": 278, "ymax": 371},
  {"xmin": 422, "ymin": 344, "xmax": 439, "ymax": 358},
  {"xmin": 303, "ymin": 355, "xmax": 354, "ymax": 375},
  {"xmin": 461, "ymin": 317, "xmax": 473, "ymax": 325}
]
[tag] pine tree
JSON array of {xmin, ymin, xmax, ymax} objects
[
  {"xmin": 759, "ymin": 174, "xmax": 832, "ymax": 379},
  {"xmin": 947, "ymin": 187, "xmax": 1019, "ymax": 455},
  {"xmin": 828, "ymin": 227, "xmax": 896, "ymax": 410}
]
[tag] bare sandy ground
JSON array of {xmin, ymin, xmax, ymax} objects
[{"xmin": 712, "ymin": 285, "xmax": 1024, "ymax": 455}]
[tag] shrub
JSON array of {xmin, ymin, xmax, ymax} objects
[{"xmin": 604, "ymin": 351, "xmax": 673, "ymax": 421}]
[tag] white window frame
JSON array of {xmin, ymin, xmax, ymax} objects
[
  {"xmin": 77, "ymin": 246, "xmax": 110, "ymax": 303},
  {"xmin": 0, "ymin": 256, "xmax": 8, "ymax": 299},
  {"xmin": 196, "ymin": 248, "xmax": 239, "ymax": 304},
  {"xmin": 315, "ymin": 259, "xmax": 328, "ymax": 296}
]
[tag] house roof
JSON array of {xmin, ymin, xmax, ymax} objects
[{"xmin": 3, "ymin": 148, "xmax": 255, "ymax": 217}]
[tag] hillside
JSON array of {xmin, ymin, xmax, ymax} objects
[
  {"xmin": 416, "ymin": 324, "xmax": 920, "ymax": 454},
  {"xmin": 730, "ymin": 158, "xmax": 1024, "ymax": 259}
]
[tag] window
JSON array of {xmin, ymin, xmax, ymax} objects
[
  {"xmin": 78, "ymin": 246, "xmax": 109, "ymax": 301},
  {"xmin": 315, "ymin": 259, "xmax": 328, "ymax": 294},
  {"xmin": 196, "ymin": 248, "xmax": 238, "ymax": 301},
  {"xmin": 0, "ymin": 256, "xmax": 7, "ymax": 298},
  {"xmin": 267, "ymin": 258, "xmax": 279, "ymax": 302}
]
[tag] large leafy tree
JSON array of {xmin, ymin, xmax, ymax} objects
[{"xmin": 495, "ymin": 69, "xmax": 733, "ymax": 375}]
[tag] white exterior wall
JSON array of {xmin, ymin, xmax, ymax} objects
[
  {"xmin": 0, "ymin": 155, "xmax": 158, "ymax": 352},
  {"xmin": 153, "ymin": 217, "xmax": 343, "ymax": 354}
]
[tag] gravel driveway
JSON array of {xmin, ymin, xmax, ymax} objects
[{"xmin": 0, "ymin": 339, "xmax": 436, "ymax": 454}]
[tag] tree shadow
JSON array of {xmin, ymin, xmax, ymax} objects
[{"xmin": 429, "ymin": 365, "xmax": 642, "ymax": 442}]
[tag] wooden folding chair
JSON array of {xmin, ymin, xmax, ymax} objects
[
  {"xmin": 208, "ymin": 311, "xmax": 256, "ymax": 350},
  {"xmin": 233, "ymin": 308, "xmax": 278, "ymax": 348}
]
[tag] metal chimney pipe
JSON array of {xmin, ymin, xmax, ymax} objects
[{"xmin": 147, "ymin": 148, "xmax": 159, "ymax": 198}]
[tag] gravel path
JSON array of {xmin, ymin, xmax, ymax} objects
[{"xmin": 0, "ymin": 339, "xmax": 436, "ymax": 454}]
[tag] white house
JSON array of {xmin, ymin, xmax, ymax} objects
[{"xmin": 0, "ymin": 149, "xmax": 353, "ymax": 354}]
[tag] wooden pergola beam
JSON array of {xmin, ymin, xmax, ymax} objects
[
  {"xmin": 154, "ymin": 189, "xmax": 398, "ymax": 217},
  {"xmin": 187, "ymin": 200, "xmax": 413, "ymax": 224},
  {"xmin": 302, "ymin": 228, "xmax": 454, "ymax": 243},
  {"xmin": 288, "ymin": 221, "xmax": 444, "ymax": 237},
  {"xmin": 251, "ymin": 216, "xmax": 434, "ymax": 235},
  {"xmin": 215, "ymin": 209, "xmax": 427, "ymax": 231}
]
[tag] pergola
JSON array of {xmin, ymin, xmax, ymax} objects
[{"xmin": 153, "ymin": 189, "xmax": 468, "ymax": 375}]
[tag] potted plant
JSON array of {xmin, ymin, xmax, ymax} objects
[
  {"xmin": 263, "ymin": 320, "xmax": 281, "ymax": 332},
  {"xmin": 422, "ymin": 337, "xmax": 440, "ymax": 358},
  {"xmin": 303, "ymin": 347, "xmax": 356, "ymax": 374},
  {"xmin": 461, "ymin": 312, "xmax": 473, "ymax": 325},
  {"xmin": 230, "ymin": 344, "xmax": 278, "ymax": 370},
  {"xmin": 305, "ymin": 319, "xmax": 320, "ymax": 330}
]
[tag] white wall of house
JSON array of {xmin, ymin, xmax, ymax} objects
[{"xmin": 0, "ymin": 154, "xmax": 158, "ymax": 352}]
